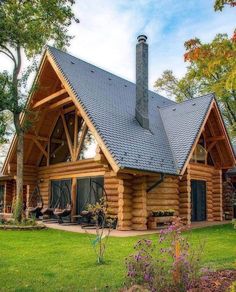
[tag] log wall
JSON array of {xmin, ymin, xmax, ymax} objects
[
  {"xmin": 146, "ymin": 175, "xmax": 179, "ymax": 216},
  {"xmin": 212, "ymin": 169, "xmax": 222, "ymax": 221},
  {"xmin": 179, "ymin": 168, "xmax": 191, "ymax": 224},
  {"xmin": 37, "ymin": 159, "xmax": 107, "ymax": 207},
  {"xmin": 4, "ymin": 180, "xmax": 15, "ymax": 212},
  {"xmin": 132, "ymin": 176, "xmax": 147, "ymax": 230},
  {"xmin": 179, "ymin": 163, "xmax": 223, "ymax": 225},
  {"xmin": 117, "ymin": 176, "xmax": 133, "ymax": 230}
]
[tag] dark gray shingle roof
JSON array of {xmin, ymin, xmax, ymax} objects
[
  {"xmin": 47, "ymin": 47, "xmax": 214, "ymax": 175},
  {"xmin": 160, "ymin": 94, "xmax": 214, "ymax": 171}
]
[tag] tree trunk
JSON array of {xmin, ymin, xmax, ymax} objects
[
  {"xmin": 17, "ymin": 130, "xmax": 24, "ymax": 205},
  {"xmin": 14, "ymin": 114, "xmax": 24, "ymax": 222}
]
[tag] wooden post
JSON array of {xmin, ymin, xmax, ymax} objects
[
  {"xmin": 71, "ymin": 177, "xmax": 77, "ymax": 222},
  {"xmin": 25, "ymin": 185, "xmax": 30, "ymax": 218}
]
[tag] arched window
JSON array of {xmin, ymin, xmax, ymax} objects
[{"xmin": 191, "ymin": 144, "xmax": 207, "ymax": 164}]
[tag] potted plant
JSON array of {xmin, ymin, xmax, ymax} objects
[
  {"xmin": 147, "ymin": 209, "xmax": 175, "ymax": 229},
  {"xmin": 152, "ymin": 209, "xmax": 175, "ymax": 217}
]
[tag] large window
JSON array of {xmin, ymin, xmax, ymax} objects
[
  {"xmin": 50, "ymin": 179, "xmax": 72, "ymax": 209},
  {"xmin": 50, "ymin": 116, "xmax": 71, "ymax": 165},
  {"xmin": 47, "ymin": 111, "xmax": 98, "ymax": 165},
  {"xmin": 78, "ymin": 129, "xmax": 97, "ymax": 160},
  {"xmin": 76, "ymin": 177, "xmax": 104, "ymax": 215}
]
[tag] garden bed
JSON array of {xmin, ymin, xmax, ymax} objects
[{"xmin": 0, "ymin": 224, "xmax": 46, "ymax": 230}]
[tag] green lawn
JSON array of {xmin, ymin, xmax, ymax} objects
[{"xmin": 0, "ymin": 224, "xmax": 235, "ymax": 292}]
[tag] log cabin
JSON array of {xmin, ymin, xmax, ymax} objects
[{"xmin": 0, "ymin": 35, "xmax": 235, "ymax": 230}]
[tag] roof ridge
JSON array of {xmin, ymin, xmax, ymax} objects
[
  {"xmin": 160, "ymin": 93, "xmax": 215, "ymax": 110},
  {"xmin": 47, "ymin": 46, "xmax": 174, "ymax": 103}
]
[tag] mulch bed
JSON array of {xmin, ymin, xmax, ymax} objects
[
  {"xmin": 191, "ymin": 270, "xmax": 236, "ymax": 292},
  {"xmin": 124, "ymin": 270, "xmax": 236, "ymax": 292}
]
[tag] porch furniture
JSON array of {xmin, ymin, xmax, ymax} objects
[
  {"xmin": 27, "ymin": 185, "xmax": 43, "ymax": 218},
  {"xmin": 54, "ymin": 203, "xmax": 72, "ymax": 224}
]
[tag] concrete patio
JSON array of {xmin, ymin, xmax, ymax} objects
[{"xmin": 44, "ymin": 220, "xmax": 231, "ymax": 237}]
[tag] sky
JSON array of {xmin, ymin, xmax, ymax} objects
[
  {"xmin": 0, "ymin": 0, "xmax": 235, "ymax": 91},
  {"xmin": 66, "ymin": 0, "xmax": 236, "ymax": 89},
  {"xmin": 0, "ymin": 0, "xmax": 235, "ymax": 166}
]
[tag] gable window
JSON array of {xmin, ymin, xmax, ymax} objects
[
  {"xmin": 191, "ymin": 144, "xmax": 207, "ymax": 164},
  {"xmin": 47, "ymin": 110, "xmax": 98, "ymax": 165},
  {"xmin": 78, "ymin": 129, "xmax": 97, "ymax": 160},
  {"xmin": 50, "ymin": 116, "xmax": 71, "ymax": 164}
]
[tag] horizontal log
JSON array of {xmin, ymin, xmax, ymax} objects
[
  {"xmin": 132, "ymin": 197, "xmax": 146, "ymax": 204},
  {"xmin": 132, "ymin": 203, "xmax": 146, "ymax": 209},
  {"xmin": 132, "ymin": 210, "xmax": 148, "ymax": 217},
  {"xmin": 132, "ymin": 217, "xmax": 147, "ymax": 224},
  {"xmin": 132, "ymin": 224, "xmax": 147, "ymax": 231}
]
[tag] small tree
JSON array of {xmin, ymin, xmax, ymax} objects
[
  {"xmin": 0, "ymin": 0, "xmax": 79, "ymax": 222},
  {"xmin": 154, "ymin": 31, "xmax": 236, "ymax": 141}
]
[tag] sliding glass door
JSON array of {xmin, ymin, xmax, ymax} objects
[
  {"xmin": 76, "ymin": 177, "xmax": 104, "ymax": 215},
  {"xmin": 50, "ymin": 179, "xmax": 72, "ymax": 209}
]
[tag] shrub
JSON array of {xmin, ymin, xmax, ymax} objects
[{"xmin": 125, "ymin": 217, "xmax": 205, "ymax": 292}]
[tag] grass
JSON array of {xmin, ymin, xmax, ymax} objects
[{"xmin": 0, "ymin": 224, "xmax": 235, "ymax": 291}]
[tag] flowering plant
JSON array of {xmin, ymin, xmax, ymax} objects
[{"xmin": 125, "ymin": 217, "xmax": 205, "ymax": 291}]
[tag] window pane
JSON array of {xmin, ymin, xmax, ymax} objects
[
  {"xmin": 76, "ymin": 177, "xmax": 104, "ymax": 214},
  {"xmin": 50, "ymin": 117, "xmax": 71, "ymax": 164},
  {"xmin": 79, "ymin": 130, "xmax": 97, "ymax": 160},
  {"xmin": 50, "ymin": 179, "xmax": 72, "ymax": 209}
]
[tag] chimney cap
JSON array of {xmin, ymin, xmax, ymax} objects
[{"xmin": 137, "ymin": 35, "xmax": 147, "ymax": 43}]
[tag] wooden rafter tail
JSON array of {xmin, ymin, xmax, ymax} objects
[
  {"xmin": 75, "ymin": 124, "xmax": 88, "ymax": 160},
  {"xmin": 32, "ymin": 88, "xmax": 67, "ymax": 109},
  {"xmin": 61, "ymin": 113, "xmax": 74, "ymax": 160}
]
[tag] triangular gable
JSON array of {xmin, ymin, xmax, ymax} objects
[
  {"xmin": 46, "ymin": 47, "xmax": 178, "ymax": 175},
  {"xmin": 2, "ymin": 50, "xmax": 120, "ymax": 175},
  {"xmin": 160, "ymin": 95, "xmax": 235, "ymax": 175}
]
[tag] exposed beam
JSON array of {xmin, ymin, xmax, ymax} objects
[
  {"xmin": 73, "ymin": 115, "xmax": 78, "ymax": 159},
  {"xmin": 75, "ymin": 124, "xmax": 88, "ymax": 160},
  {"xmin": 25, "ymin": 133, "xmax": 65, "ymax": 144},
  {"xmin": 25, "ymin": 133, "xmax": 48, "ymax": 142},
  {"xmin": 32, "ymin": 88, "xmax": 67, "ymax": 109},
  {"xmin": 207, "ymin": 141, "xmax": 217, "ymax": 152},
  {"xmin": 61, "ymin": 113, "xmax": 74, "ymax": 160},
  {"xmin": 206, "ymin": 136, "xmax": 225, "ymax": 142},
  {"xmin": 207, "ymin": 119, "xmax": 224, "ymax": 164},
  {"xmin": 46, "ymin": 96, "xmax": 72, "ymax": 111},
  {"xmin": 62, "ymin": 106, "xmax": 76, "ymax": 115},
  {"xmin": 33, "ymin": 138, "xmax": 48, "ymax": 159},
  {"xmin": 25, "ymin": 111, "xmax": 46, "ymax": 164}
]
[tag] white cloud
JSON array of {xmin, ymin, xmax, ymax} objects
[{"xmin": 0, "ymin": 0, "xmax": 235, "ymax": 90}]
